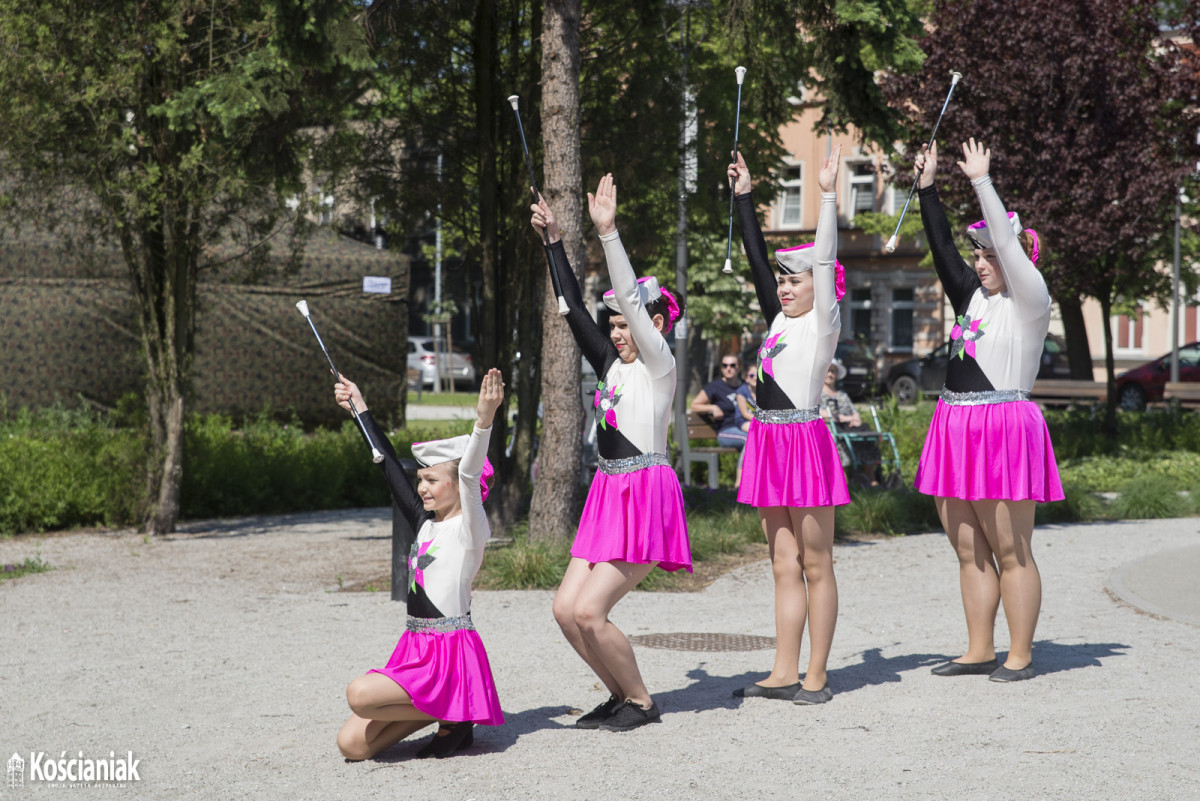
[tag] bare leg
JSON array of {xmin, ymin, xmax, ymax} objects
[
  {"xmin": 553, "ymin": 558, "xmax": 622, "ymax": 696},
  {"xmin": 759, "ymin": 506, "xmax": 805, "ymax": 687},
  {"xmin": 337, "ymin": 714, "xmax": 433, "ymax": 761},
  {"xmin": 336, "ymin": 673, "xmax": 436, "ymax": 760},
  {"xmin": 972, "ymin": 499, "xmax": 1040, "ymax": 669},
  {"xmin": 793, "ymin": 506, "xmax": 837, "ymax": 691},
  {"xmin": 936, "ymin": 496, "xmax": 999, "ymax": 663},
  {"xmin": 572, "ymin": 560, "xmax": 658, "ymax": 707}
]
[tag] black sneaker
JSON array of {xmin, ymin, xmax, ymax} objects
[
  {"xmin": 598, "ymin": 700, "xmax": 661, "ymax": 732},
  {"xmin": 575, "ymin": 695, "xmax": 621, "ymax": 729}
]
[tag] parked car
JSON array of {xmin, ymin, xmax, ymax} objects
[
  {"xmin": 886, "ymin": 333, "xmax": 1071, "ymax": 403},
  {"xmin": 407, "ymin": 336, "xmax": 476, "ymax": 389},
  {"xmin": 1115, "ymin": 342, "xmax": 1200, "ymax": 411},
  {"xmin": 741, "ymin": 338, "xmax": 877, "ymax": 400}
]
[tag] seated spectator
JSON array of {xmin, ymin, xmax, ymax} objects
[
  {"xmin": 691, "ymin": 354, "xmax": 749, "ymax": 450},
  {"xmin": 819, "ymin": 360, "xmax": 862, "ymax": 431}
]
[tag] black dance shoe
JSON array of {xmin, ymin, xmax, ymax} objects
[
  {"xmin": 575, "ymin": 695, "xmax": 621, "ymax": 729},
  {"xmin": 733, "ymin": 681, "xmax": 802, "ymax": 700},
  {"xmin": 930, "ymin": 658, "xmax": 999, "ymax": 676},
  {"xmin": 417, "ymin": 722, "xmax": 474, "ymax": 758},
  {"xmin": 989, "ymin": 663, "xmax": 1036, "ymax": 683},
  {"xmin": 792, "ymin": 685, "xmax": 833, "ymax": 705},
  {"xmin": 598, "ymin": 700, "xmax": 661, "ymax": 732}
]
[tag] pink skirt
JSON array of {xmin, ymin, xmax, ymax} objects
[
  {"xmin": 574, "ymin": 464, "xmax": 692, "ymax": 572},
  {"xmin": 737, "ymin": 418, "xmax": 850, "ymax": 508},
  {"xmin": 915, "ymin": 399, "xmax": 1064, "ymax": 503},
  {"xmin": 368, "ymin": 628, "xmax": 505, "ymax": 726}
]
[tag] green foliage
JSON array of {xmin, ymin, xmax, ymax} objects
[
  {"xmin": 1035, "ymin": 482, "xmax": 1104, "ymax": 526},
  {"xmin": 838, "ymin": 487, "xmax": 940, "ymax": 537},
  {"xmin": 474, "ymin": 523, "xmax": 571, "ymax": 590},
  {"xmin": 1108, "ymin": 475, "xmax": 1192, "ymax": 520},
  {"xmin": 1058, "ymin": 451, "xmax": 1200, "ymax": 494},
  {"xmin": 0, "ymin": 555, "xmax": 51, "ymax": 582}
]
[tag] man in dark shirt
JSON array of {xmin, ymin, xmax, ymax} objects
[{"xmin": 690, "ymin": 354, "xmax": 748, "ymax": 449}]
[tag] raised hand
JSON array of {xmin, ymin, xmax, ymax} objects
[
  {"xmin": 587, "ymin": 173, "xmax": 617, "ymax": 237},
  {"xmin": 333, "ymin": 372, "xmax": 367, "ymax": 414},
  {"xmin": 529, "ymin": 190, "xmax": 561, "ymax": 244},
  {"xmin": 957, "ymin": 137, "xmax": 990, "ymax": 181},
  {"xmin": 476, "ymin": 368, "xmax": 505, "ymax": 428},
  {"xmin": 915, "ymin": 141, "xmax": 938, "ymax": 189},
  {"xmin": 818, "ymin": 143, "xmax": 842, "ymax": 193},
  {"xmin": 728, "ymin": 151, "xmax": 752, "ymax": 196}
]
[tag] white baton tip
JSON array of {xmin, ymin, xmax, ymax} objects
[
  {"xmin": 556, "ymin": 296, "xmax": 569, "ymax": 315},
  {"xmin": 295, "ymin": 299, "xmax": 310, "ymax": 317},
  {"xmin": 884, "ymin": 236, "xmax": 898, "ymax": 253},
  {"xmin": 735, "ymin": 66, "xmax": 747, "ymax": 84},
  {"xmin": 507, "ymin": 95, "xmax": 519, "ymax": 110},
  {"xmin": 722, "ymin": 258, "xmax": 733, "ymax": 274},
  {"xmin": 371, "ymin": 448, "xmax": 385, "ymax": 464},
  {"xmin": 950, "ymin": 71, "xmax": 962, "ymax": 85}
]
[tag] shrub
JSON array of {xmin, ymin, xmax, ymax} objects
[
  {"xmin": 1108, "ymin": 475, "xmax": 1191, "ymax": 520},
  {"xmin": 1035, "ymin": 482, "xmax": 1104, "ymax": 525}
]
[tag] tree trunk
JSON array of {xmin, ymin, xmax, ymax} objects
[
  {"xmin": 1098, "ymin": 291, "xmax": 1118, "ymax": 440},
  {"xmin": 527, "ymin": 0, "xmax": 583, "ymax": 544},
  {"xmin": 1057, "ymin": 294, "xmax": 1094, "ymax": 380}
]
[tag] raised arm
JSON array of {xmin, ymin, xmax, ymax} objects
[
  {"xmin": 811, "ymin": 144, "xmax": 842, "ymax": 336},
  {"xmin": 958, "ymin": 139, "xmax": 1050, "ymax": 319},
  {"xmin": 334, "ymin": 375, "xmax": 425, "ymax": 528},
  {"xmin": 730, "ymin": 152, "xmax": 783, "ymax": 323},
  {"xmin": 916, "ymin": 141, "xmax": 978, "ymax": 309},
  {"xmin": 458, "ymin": 368, "xmax": 503, "ymax": 549},
  {"xmin": 531, "ymin": 195, "xmax": 616, "ymax": 376},
  {"xmin": 589, "ymin": 174, "xmax": 674, "ymax": 377}
]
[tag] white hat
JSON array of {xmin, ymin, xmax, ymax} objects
[
  {"xmin": 966, "ymin": 211, "xmax": 1022, "ymax": 250},
  {"xmin": 603, "ymin": 276, "xmax": 662, "ymax": 313},
  {"xmin": 411, "ymin": 435, "xmax": 470, "ymax": 467},
  {"xmin": 829, "ymin": 359, "xmax": 847, "ymax": 381}
]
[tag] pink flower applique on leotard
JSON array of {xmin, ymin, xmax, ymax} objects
[
  {"xmin": 758, "ymin": 332, "xmax": 787, "ymax": 380},
  {"xmin": 408, "ymin": 539, "xmax": 439, "ymax": 594},
  {"xmin": 950, "ymin": 314, "xmax": 987, "ymax": 360},
  {"xmin": 594, "ymin": 379, "xmax": 623, "ymax": 430}
]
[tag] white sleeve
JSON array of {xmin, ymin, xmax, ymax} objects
[
  {"xmin": 811, "ymin": 192, "xmax": 841, "ymax": 336},
  {"xmin": 972, "ymin": 174, "xmax": 1050, "ymax": 320},
  {"xmin": 457, "ymin": 423, "xmax": 492, "ymax": 550},
  {"xmin": 600, "ymin": 229, "xmax": 675, "ymax": 378}
]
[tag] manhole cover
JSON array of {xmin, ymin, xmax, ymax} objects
[{"xmin": 628, "ymin": 632, "xmax": 776, "ymax": 652}]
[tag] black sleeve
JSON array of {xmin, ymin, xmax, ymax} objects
[
  {"xmin": 735, "ymin": 192, "xmax": 782, "ymax": 324},
  {"xmin": 918, "ymin": 184, "xmax": 980, "ymax": 311},
  {"xmin": 357, "ymin": 410, "xmax": 425, "ymax": 530},
  {"xmin": 547, "ymin": 239, "xmax": 617, "ymax": 377}
]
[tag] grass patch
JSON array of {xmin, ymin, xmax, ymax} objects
[
  {"xmin": 1107, "ymin": 476, "xmax": 1193, "ymax": 520},
  {"xmin": 0, "ymin": 554, "xmax": 51, "ymax": 582},
  {"xmin": 408, "ymin": 392, "xmax": 479, "ymax": 408}
]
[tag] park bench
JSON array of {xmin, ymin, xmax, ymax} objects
[
  {"xmin": 1163, "ymin": 382, "xmax": 1200, "ymax": 409},
  {"xmin": 1030, "ymin": 379, "xmax": 1107, "ymax": 408},
  {"xmin": 683, "ymin": 411, "xmax": 740, "ymax": 489}
]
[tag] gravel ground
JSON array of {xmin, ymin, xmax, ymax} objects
[{"xmin": 2, "ymin": 511, "xmax": 1198, "ymax": 800}]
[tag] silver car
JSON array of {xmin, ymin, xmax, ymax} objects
[{"xmin": 407, "ymin": 336, "xmax": 476, "ymax": 389}]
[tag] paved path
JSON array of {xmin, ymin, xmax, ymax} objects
[{"xmin": 1, "ymin": 514, "xmax": 1198, "ymax": 799}]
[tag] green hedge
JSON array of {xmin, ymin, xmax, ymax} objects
[{"xmin": 0, "ymin": 403, "xmax": 471, "ymax": 535}]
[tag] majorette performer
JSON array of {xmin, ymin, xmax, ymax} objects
[
  {"xmin": 727, "ymin": 145, "xmax": 849, "ymax": 706},
  {"xmin": 914, "ymin": 139, "xmax": 1064, "ymax": 683},
  {"xmin": 334, "ymin": 369, "xmax": 506, "ymax": 760},
  {"xmin": 529, "ymin": 174, "xmax": 691, "ymax": 732}
]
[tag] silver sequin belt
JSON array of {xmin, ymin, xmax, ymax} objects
[
  {"xmin": 597, "ymin": 451, "xmax": 671, "ymax": 475},
  {"xmin": 753, "ymin": 406, "xmax": 821, "ymax": 424},
  {"xmin": 406, "ymin": 613, "xmax": 475, "ymax": 633},
  {"xmin": 940, "ymin": 388, "xmax": 1032, "ymax": 406}
]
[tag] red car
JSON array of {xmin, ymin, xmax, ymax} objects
[{"xmin": 1114, "ymin": 342, "xmax": 1200, "ymax": 410}]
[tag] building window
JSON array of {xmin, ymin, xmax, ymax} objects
[
  {"xmin": 848, "ymin": 163, "xmax": 875, "ymax": 221},
  {"xmin": 777, "ymin": 164, "xmax": 803, "ymax": 228},
  {"xmin": 848, "ymin": 288, "xmax": 872, "ymax": 344},
  {"xmin": 1112, "ymin": 304, "xmax": 1146, "ymax": 356},
  {"xmin": 890, "ymin": 287, "xmax": 914, "ymax": 352},
  {"xmin": 887, "ymin": 182, "xmax": 908, "ymax": 216}
]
